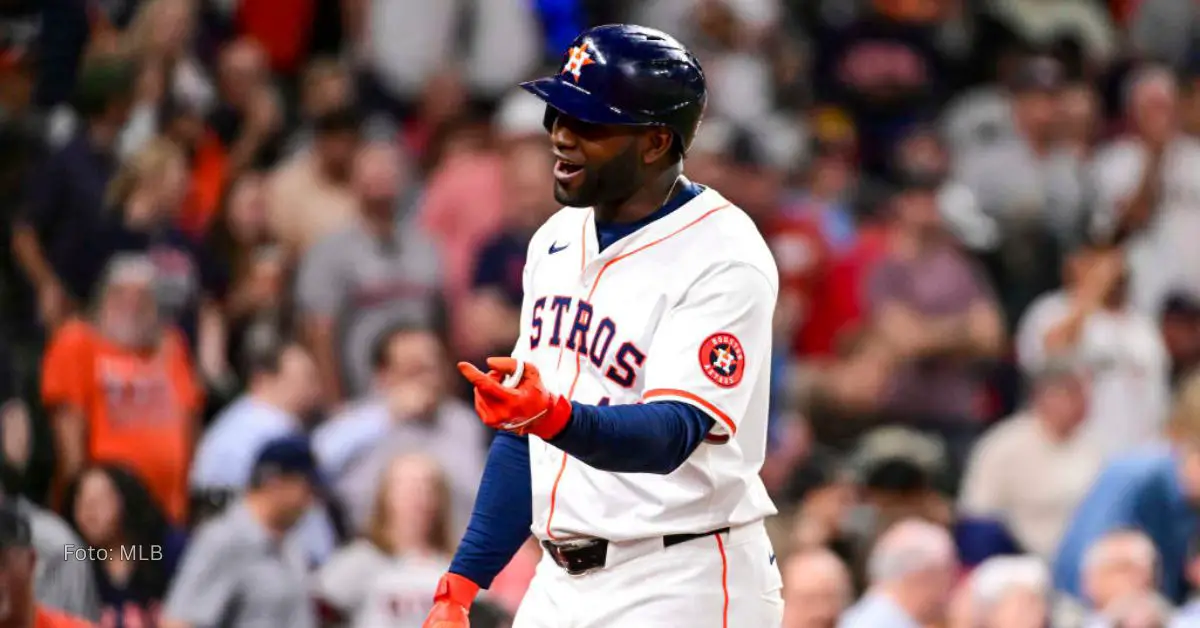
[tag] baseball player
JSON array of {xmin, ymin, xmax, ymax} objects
[{"xmin": 423, "ymin": 24, "xmax": 783, "ymax": 628}]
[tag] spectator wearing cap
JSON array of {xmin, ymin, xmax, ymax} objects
[
  {"xmin": 1161, "ymin": 292, "xmax": 1200, "ymax": 387},
  {"xmin": 190, "ymin": 340, "xmax": 338, "ymax": 565},
  {"xmin": 0, "ymin": 503, "xmax": 94, "ymax": 628},
  {"xmin": 863, "ymin": 168, "xmax": 1004, "ymax": 475},
  {"xmin": 12, "ymin": 57, "xmax": 134, "ymax": 330},
  {"xmin": 954, "ymin": 55, "xmax": 1085, "ymax": 320},
  {"xmin": 161, "ymin": 436, "xmax": 320, "ymax": 628},
  {"xmin": 314, "ymin": 324, "xmax": 483, "ymax": 537},
  {"xmin": 1017, "ymin": 242, "xmax": 1170, "ymax": 456},
  {"xmin": 781, "ymin": 549, "xmax": 852, "ymax": 628},
  {"xmin": 838, "ymin": 518, "xmax": 958, "ymax": 628},
  {"xmin": 41, "ymin": 254, "xmax": 203, "ymax": 526},
  {"xmin": 1089, "ymin": 66, "xmax": 1200, "ymax": 318},
  {"xmin": 965, "ymin": 556, "xmax": 1052, "ymax": 628},
  {"xmin": 0, "ymin": 467, "xmax": 99, "ymax": 622},
  {"xmin": 296, "ymin": 143, "xmax": 442, "ymax": 403},
  {"xmin": 265, "ymin": 105, "xmax": 361, "ymax": 259},
  {"xmin": 1052, "ymin": 371, "xmax": 1200, "ymax": 605},
  {"xmin": 958, "ymin": 360, "xmax": 1104, "ymax": 563}
]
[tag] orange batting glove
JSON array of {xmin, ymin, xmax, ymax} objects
[
  {"xmin": 457, "ymin": 357, "xmax": 572, "ymax": 440},
  {"xmin": 422, "ymin": 573, "xmax": 478, "ymax": 628}
]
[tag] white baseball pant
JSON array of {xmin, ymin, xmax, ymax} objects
[{"xmin": 512, "ymin": 521, "xmax": 784, "ymax": 628}]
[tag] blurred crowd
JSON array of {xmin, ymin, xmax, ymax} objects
[{"xmin": 8, "ymin": 0, "xmax": 1200, "ymax": 626}]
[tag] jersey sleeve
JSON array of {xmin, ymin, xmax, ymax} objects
[{"xmin": 641, "ymin": 261, "xmax": 776, "ymax": 439}]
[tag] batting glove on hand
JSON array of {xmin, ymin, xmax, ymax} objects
[
  {"xmin": 422, "ymin": 573, "xmax": 477, "ymax": 628},
  {"xmin": 457, "ymin": 357, "xmax": 572, "ymax": 440}
]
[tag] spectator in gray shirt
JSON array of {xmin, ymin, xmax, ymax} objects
[
  {"xmin": 314, "ymin": 324, "xmax": 485, "ymax": 537},
  {"xmin": 296, "ymin": 143, "xmax": 443, "ymax": 405},
  {"xmin": 161, "ymin": 437, "xmax": 321, "ymax": 628},
  {"xmin": 1, "ymin": 467, "xmax": 99, "ymax": 621}
]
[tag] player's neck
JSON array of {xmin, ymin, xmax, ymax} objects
[{"xmin": 594, "ymin": 167, "xmax": 682, "ymax": 224}]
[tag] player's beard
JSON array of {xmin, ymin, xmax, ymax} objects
[{"xmin": 553, "ymin": 141, "xmax": 643, "ymax": 209}]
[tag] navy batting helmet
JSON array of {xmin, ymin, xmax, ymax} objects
[{"xmin": 520, "ymin": 24, "xmax": 707, "ymax": 154}]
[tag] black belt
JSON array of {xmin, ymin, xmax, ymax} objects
[{"xmin": 541, "ymin": 528, "xmax": 730, "ymax": 576}]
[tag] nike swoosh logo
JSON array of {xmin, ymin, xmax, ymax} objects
[
  {"xmin": 549, "ymin": 241, "xmax": 569, "ymax": 254},
  {"xmin": 769, "ymin": 553, "xmax": 776, "ymax": 565}
]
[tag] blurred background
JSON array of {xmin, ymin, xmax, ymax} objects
[{"xmin": 7, "ymin": 0, "xmax": 1200, "ymax": 626}]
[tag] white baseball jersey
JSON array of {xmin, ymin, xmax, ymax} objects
[{"xmin": 511, "ymin": 185, "xmax": 778, "ymax": 542}]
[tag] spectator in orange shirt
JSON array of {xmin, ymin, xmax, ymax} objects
[
  {"xmin": 42, "ymin": 254, "xmax": 203, "ymax": 525},
  {"xmin": 0, "ymin": 503, "xmax": 95, "ymax": 628}
]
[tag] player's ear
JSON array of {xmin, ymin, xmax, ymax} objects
[{"xmin": 641, "ymin": 127, "xmax": 674, "ymax": 165}]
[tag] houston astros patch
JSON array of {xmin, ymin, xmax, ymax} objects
[{"xmin": 699, "ymin": 332, "xmax": 745, "ymax": 388}]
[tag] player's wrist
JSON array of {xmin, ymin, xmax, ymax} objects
[
  {"xmin": 528, "ymin": 394, "xmax": 573, "ymax": 440},
  {"xmin": 435, "ymin": 572, "xmax": 480, "ymax": 610}
]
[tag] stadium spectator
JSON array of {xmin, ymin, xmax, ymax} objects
[
  {"xmin": 265, "ymin": 105, "xmax": 360, "ymax": 259},
  {"xmin": 314, "ymin": 453, "xmax": 454, "ymax": 626},
  {"xmin": 189, "ymin": 339, "xmax": 337, "ymax": 562},
  {"xmin": 0, "ymin": 466, "xmax": 99, "ymax": 621},
  {"xmin": 62, "ymin": 465, "xmax": 185, "ymax": 628},
  {"xmin": 865, "ymin": 169, "xmax": 1004, "ymax": 470},
  {"xmin": 282, "ymin": 58, "xmax": 358, "ymax": 158},
  {"xmin": 204, "ymin": 39, "xmax": 281, "ymax": 192},
  {"xmin": 0, "ymin": 503, "xmax": 95, "ymax": 628},
  {"xmin": 1078, "ymin": 530, "xmax": 1161, "ymax": 619},
  {"xmin": 965, "ymin": 555, "xmax": 1052, "ymax": 628},
  {"xmin": 102, "ymin": 136, "xmax": 230, "ymax": 380},
  {"xmin": 1053, "ymin": 369, "xmax": 1200, "ymax": 605},
  {"xmin": 958, "ymin": 361, "xmax": 1104, "ymax": 562},
  {"xmin": 190, "ymin": 341, "xmax": 321, "ymax": 492},
  {"xmin": 41, "ymin": 254, "xmax": 202, "ymax": 525},
  {"xmin": 314, "ymin": 324, "xmax": 483, "ymax": 535},
  {"xmin": 11, "ymin": 58, "xmax": 135, "ymax": 329},
  {"xmin": 296, "ymin": 142, "xmax": 442, "ymax": 402},
  {"xmin": 161, "ymin": 437, "xmax": 320, "ymax": 628},
  {"xmin": 955, "ymin": 56, "xmax": 1082, "ymax": 319},
  {"xmin": 1016, "ymin": 242, "xmax": 1169, "ymax": 456},
  {"xmin": 781, "ymin": 549, "xmax": 853, "ymax": 628},
  {"xmin": 1090, "ymin": 66, "xmax": 1200, "ymax": 318},
  {"xmin": 838, "ymin": 518, "xmax": 958, "ymax": 627},
  {"xmin": 203, "ymin": 172, "xmax": 286, "ymax": 377}
]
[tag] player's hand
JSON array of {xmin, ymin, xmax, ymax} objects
[
  {"xmin": 457, "ymin": 357, "xmax": 572, "ymax": 440},
  {"xmin": 422, "ymin": 573, "xmax": 477, "ymax": 628}
]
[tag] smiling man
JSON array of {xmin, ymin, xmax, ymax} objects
[{"xmin": 423, "ymin": 24, "xmax": 784, "ymax": 628}]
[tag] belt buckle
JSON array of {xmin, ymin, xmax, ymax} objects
[{"xmin": 546, "ymin": 538, "xmax": 604, "ymax": 577}]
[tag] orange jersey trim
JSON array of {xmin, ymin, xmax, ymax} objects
[{"xmin": 643, "ymin": 388, "xmax": 737, "ymax": 436}]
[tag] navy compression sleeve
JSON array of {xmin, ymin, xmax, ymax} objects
[
  {"xmin": 448, "ymin": 432, "xmax": 533, "ymax": 588},
  {"xmin": 549, "ymin": 401, "xmax": 716, "ymax": 474}
]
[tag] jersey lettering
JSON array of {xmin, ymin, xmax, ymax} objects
[
  {"xmin": 606, "ymin": 342, "xmax": 646, "ymax": 388},
  {"xmin": 565, "ymin": 302, "xmax": 593, "ymax": 353},
  {"xmin": 548, "ymin": 296, "xmax": 573, "ymax": 346},
  {"xmin": 530, "ymin": 297, "xmax": 547, "ymax": 348},
  {"xmin": 529, "ymin": 294, "xmax": 647, "ymax": 387}
]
